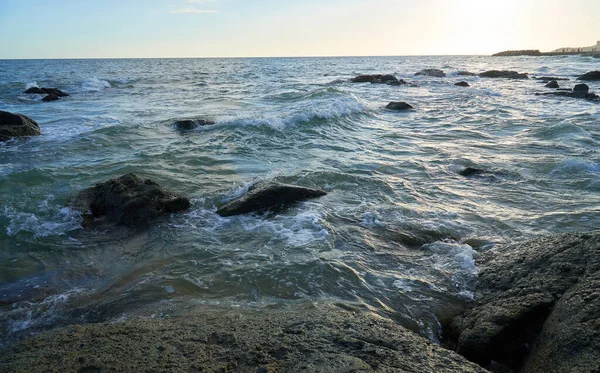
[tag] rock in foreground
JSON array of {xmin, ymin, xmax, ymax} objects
[
  {"xmin": 386, "ymin": 102, "xmax": 414, "ymax": 111},
  {"xmin": 0, "ymin": 303, "xmax": 487, "ymax": 373},
  {"xmin": 174, "ymin": 118, "xmax": 216, "ymax": 130},
  {"xmin": 415, "ymin": 69, "xmax": 446, "ymax": 77},
  {"xmin": 577, "ymin": 71, "xmax": 600, "ymax": 81},
  {"xmin": 478, "ymin": 70, "xmax": 528, "ymax": 79},
  {"xmin": 75, "ymin": 173, "xmax": 190, "ymax": 227},
  {"xmin": 0, "ymin": 110, "xmax": 41, "ymax": 141},
  {"xmin": 216, "ymin": 182, "xmax": 326, "ymax": 217},
  {"xmin": 351, "ymin": 74, "xmax": 406, "ymax": 85},
  {"xmin": 453, "ymin": 232, "xmax": 600, "ymax": 373}
]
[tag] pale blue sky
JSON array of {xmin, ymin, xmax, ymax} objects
[{"xmin": 1, "ymin": 0, "xmax": 599, "ymax": 58}]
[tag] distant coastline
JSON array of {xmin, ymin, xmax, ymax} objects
[{"xmin": 493, "ymin": 40, "xmax": 600, "ymax": 57}]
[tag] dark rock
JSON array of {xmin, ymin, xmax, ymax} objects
[
  {"xmin": 492, "ymin": 50, "xmax": 541, "ymax": 57},
  {"xmin": 478, "ymin": 70, "xmax": 529, "ymax": 79},
  {"xmin": 386, "ymin": 101, "xmax": 414, "ymax": 111},
  {"xmin": 216, "ymin": 182, "xmax": 326, "ymax": 217},
  {"xmin": 544, "ymin": 80, "xmax": 559, "ymax": 88},
  {"xmin": 533, "ymin": 76, "xmax": 569, "ymax": 81},
  {"xmin": 458, "ymin": 167, "xmax": 485, "ymax": 177},
  {"xmin": 175, "ymin": 119, "xmax": 216, "ymax": 130},
  {"xmin": 573, "ymin": 83, "xmax": 589, "ymax": 93},
  {"xmin": 455, "ymin": 81, "xmax": 470, "ymax": 87},
  {"xmin": 75, "ymin": 173, "xmax": 190, "ymax": 227},
  {"xmin": 0, "ymin": 110, "xmax": 41, "ymax": 141},
  {"xmin": 42, "ymin": 94, "xmax": 60, "ymax": 102},
  {"xmin": 24, "ymin": 87, "xmax": 69, "ymax": 97},
  {"xmin": 350, "ymin": 74, "xmax": 405, "ymax": 85},
  {"xmin": 0, "ymin": 303, "xmax": 487, "ymax": 373},
  {"xmin": 453, "ymin": 232, "xmax": 600, "ymax": 372},
  {"xmin": 415, "ymin": 69, "xmax": 446, "ymax": 78},
  {"xmin": 457, "ymin": 71, "xmax": 477, "ymax": 76},
  {"xmin": 577, "ymin": 71, "xmax": 600, "ymax": 81}
]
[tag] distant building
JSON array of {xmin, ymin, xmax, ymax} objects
[{"xmin": 553, "ymin": 41, "xmax": 600, "ymax": 53}]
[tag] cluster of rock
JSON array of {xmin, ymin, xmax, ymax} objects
[
  {"xmin": 24, "ymin": 87, "xmax": 69, "ymax": 102},
  {"xmin": 350, "ymin": 74, "xmax": 406, "ymax": 86},
  {"xmin": 537, "ymin": 83, "xmax": 599, "ymax": 100},
  {"xmin": 415, "ymin": 69, "xmax": 446, "ymax": 77},
  {"xmin": 478, "ymin": 70, "xmax": 529, "ymax": 79}
]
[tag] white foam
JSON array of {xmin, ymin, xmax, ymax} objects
[
  {"xmin": 552, "ymin": 159, "xmax": 600, "ymax": 176},
  {"xmin": 81, "ymin": 77, "xmax": 111, "ymax": 92},
  {"xmin": 361, "ymin": 211, "xmax": 386, "ymax": 228},
  {"xmin": 424, "ymin": 240, "xmax": 478, "ymax": 299},
  {"xmin": 25, "ymin": 81, "xmax": 39, "ymax": 89},
  {"xmin": 3, "ymin": 196, "xmax": 82, "ymax": 238}
]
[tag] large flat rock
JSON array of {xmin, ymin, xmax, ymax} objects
[{"xmin": 0, "ymin": 303, "xmax": 487, "ymax": 373}]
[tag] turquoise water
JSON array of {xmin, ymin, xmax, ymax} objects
[{"xmin": 1, "ymin": 56, "xmax": 599, "ymax": 346}]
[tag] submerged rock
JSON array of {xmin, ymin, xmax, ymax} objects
[
  {"xmin": 41, "ymin": 94, "xmax": 60, "ymax": 102},
  {"xmin": 415, "ymin": 69, "xmax": 446, "ymax": 77},
  {"xmin": 24, "ymin": 87, "xmax": 69, "ymax": 97},
  {"xmin": 350, "ymin": 74, "xmax": 406, "ymax": 85},
  {"xmin": 544, "ymin": 80, "xmax": 559, "ymax": 88},
  {"xmin": 457, "ymin": 71, "xmax": 477, "ymax": 76},
  {"xmin": 75, "ymin": 173, "xmax": 190, "ymax": 227},
  {"xmin": 386, "ymin": 101, "xmax": 414, "ymax": 111},
  {"xmin": 577, "ymin": 71, "xmax": 600, "ymax": 81},
  {"xmin": 452, "ymin": 232, "xmax": 600, "ymax": 373},
  {"xmin": 536, "ymin": 84, "xmax": 598, "ymax": 100},
  {"xmin": 478, "ymin": 70, "xmax": 528, "ymax": 79},
  {"xmin": 0, "ymin": 110, "xmax": 41, "ymax": 141},
  {"xmin": 216, "ymin": 182, "xmax": 326, "ymax": 217},
  {"xmin": 458, "ymin": 167, "xmax": 485, "ymax": 177},
  {"xmin": 0, "ymin": 303, "xmax": 487, "ymax": 373},
  {"xmin": 174, "ymin": 118, "xmax": 216, "ymax": 130},
  {"xmin": 455, "ymin": 81, "xmax": 470, "ymax": 87}
]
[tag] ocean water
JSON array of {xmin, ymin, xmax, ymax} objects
[{"xmin": 1, "ymin": 56, "xmax": 599, "ymax": 347}]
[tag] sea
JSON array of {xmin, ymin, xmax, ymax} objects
[{"xmin": 0, "ymin": 55, "xmax": 599, "ymax": 348}]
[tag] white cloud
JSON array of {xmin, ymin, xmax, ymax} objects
[{"xmin": 169, "ymin": 8, "xmax": 218, "ymax": 14}]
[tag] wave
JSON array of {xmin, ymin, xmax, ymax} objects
[
  {"xmin": 423, "ymin": 240, "xmax": 479, "ymax": 299},
  {"xmin": 81, "ymin": 77, "xmax": 111, "ymax": 92}
]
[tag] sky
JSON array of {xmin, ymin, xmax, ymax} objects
[{"xmin": 0, "ymin": 0, "xmax": 599, "ymax": 59}]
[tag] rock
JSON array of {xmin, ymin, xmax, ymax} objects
[
  {"xmin": 453, "ymin": 232, "xmax": 600, "ymax": 372},
  {"xmin": 415, "ymin": 69, "xmax": 446, "ymax": 77},
  {"xmin": 478, "ymin": 70, "xmax": 529, "ymax": 79},
  {"xmin": 216, "ymin": 182, "xmax": 326, "ymax": 217},
  {"xmin": 573, "ymin": 83, "xmax": 589, "ymax": 93},
  {"xmin": 75, "ymin": 173, "xmax": 190, "ymax": 227},
  {"xmin": 386, "ymin": 101, "xmax": 414, "ymax": 111},
  {"xmin": 350, "ymin": 74, "xmax": 406, "ymax": 85},
  {"xmin": 577, "ymin": 71, "xmax": 600, "ymax": 81},
  {"xmin": 24, "ymin": 87, "xmax": 69, "ymax": 97},
  {"xmin": 41, "ymin": 94, "xmax": 60, "ymax": 102},
  {"xmin": 0, "ymin": 110, "xmax": 41, "ymax": 141},
  {"xmin": 544, "ymin": 80, "xmax": 559, "ymax": 88},
  {"xmin": 457, "ymin": 71, "xmax": 477, "ymax": 76},
  {"xmin": 175, "ymin": 119, "xmax": 216, "ymax": 130},
  {"xmin": 455, "ymin": 81, "xmax": 470, "ymax": 87},
  {"xmin": 458, "ymin": 167, "xmax": 485, "ymax": 177},
  {"xmin": 0, "ymin": 303, "xmax": 488, "ymax": 373}
]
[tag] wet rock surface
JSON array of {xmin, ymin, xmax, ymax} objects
[
  {"xmin": 0, "ymin": 110, "xmax": 41, "ymax": 141},
  {"xmin": 41, "ymin": 94, "xmax": 60, "ymax": 102},
  {"xmin": 478, "ymin": 70, "xmax": 528, "ymax": 79},
  {"xmin": 216, "ymin": 182, "xmax": 327, "ymax": 217},
  {"xmin": 351, "ymin": 74, "xmax": 406, "ymax": 85},
  {"xmin": 175, "ymin": 118, "xmax": 216, "ymax": 130},
  {"xmin": 24, "ymin": 87, "xmax": 69, "ymax": 97},
  {"xmin": 455, "ymin": 81, "xmax": 470, "ymax": 87},
  {"xmin": 458, "ymin": 167, "xmax": 485, "ymax": 177},
  {"xmin": 0, "ymin": 303, "xmax": 488, "ymax": 373},
  {"xmin": 415, "ymin": 69, "xmax": 446, "ymax": 77},
  {"xmin": 452, "ymin": 232, "xmax": 600, "ymax": 373},
  {"xmin": 75, "ymin": 173, "xmax": 190, "ymax": 227},
  {"xmin": 544, "ymin": 80, "xmax": 559, "ymax": 88},
  {"xmin": 577, "ymin": 71, "xmax": 600, "ymax": 81},
  {"xmin": 386, "ymin": 102, "xmax": 414, "ymax": 111}
]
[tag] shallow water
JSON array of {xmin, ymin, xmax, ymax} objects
[{"xmin": 1, "ymin": 56, "xmax": 599, "ymax": 347}]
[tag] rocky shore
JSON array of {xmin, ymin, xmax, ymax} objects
[{"xmin": 1, "ymin": 231, "xmax": 598, "ymax": 372}]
